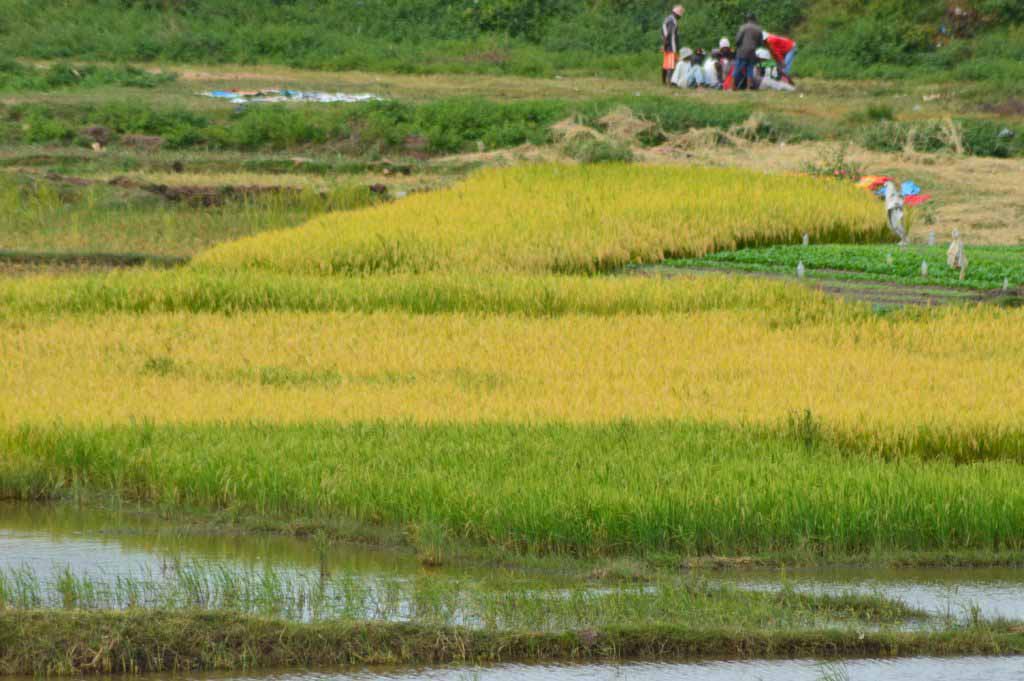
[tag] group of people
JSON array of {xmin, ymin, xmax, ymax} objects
[{"xmin": 661, "ymin": 6, "xmax": 798, "ymax": 92}]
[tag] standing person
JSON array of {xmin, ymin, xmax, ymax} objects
[
  {"xmin": 764, "ymin": 32, "xmax": 798, "ymax": 84},
  {"xmin": 662, "ymin": 5, "xmax": 684, "ymax": 86},
  {"xmin": 733, "ymin": 12, "xmax": 763, "ymax": 91}
]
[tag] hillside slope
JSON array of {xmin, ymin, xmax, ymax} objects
[{"xmin": 0, "ymin": 0, "xmax": 1020, "ymax": 85}]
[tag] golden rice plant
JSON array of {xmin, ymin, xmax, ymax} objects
[
  {"xmin": 3, "ymin": 305, "xmax": 1022, "ymax": 459},
  {"xmin": 0, "ymin": 269, "xmax": 847, "ymax": 318},
  {"xmin": 195, "ymin": 164, "xmax": 887, "ymax": 275}
]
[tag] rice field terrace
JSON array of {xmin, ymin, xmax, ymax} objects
[{"xmin": 2, "ymin": 58, "xmax": 1024, "ymax": 678}]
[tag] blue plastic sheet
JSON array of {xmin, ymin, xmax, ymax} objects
[{"xmin": 901, "ymin": 181, "xmax": 922, "ymax": 197}]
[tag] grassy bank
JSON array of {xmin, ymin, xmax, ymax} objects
[
  {"xmin": 0, "ymin": 173, "xmax": 382, "ymax": 258},
  {"xmin": 3, "ymin": 609, "xmax": 1022, "ymax": 675},
  {"xmin": 5, "ymin": 95, "xmax": 1017, "ymax": 158},
  {"xmin": 1, "ymin": 96, "xmax": 763, "ymax": 153},
  {"xmin": 2, "ymin": 0, "xmax": 1021, "ymax": 96},
  {"xmin": 6, "ymin": 422, "xmax": 1024, "ymax": 560}
]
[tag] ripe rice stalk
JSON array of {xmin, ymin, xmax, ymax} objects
[{"xmin": 194, "ymin": 164, "xmax": 887, "ymax": 276}]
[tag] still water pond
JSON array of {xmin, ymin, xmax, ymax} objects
[{"xmin": 4, "ymin": 502, "xmax": 1024, "ymax": 621}]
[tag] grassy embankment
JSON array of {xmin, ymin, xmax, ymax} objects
[
  {"xmin": 2, "ymin": 0, "xmax": 1022, "ymax": 95},
  {"xmin": 8, "ymin": 610, "xmax": 1022, "ymax": 676}
]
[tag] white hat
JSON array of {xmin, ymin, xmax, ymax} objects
[
  {"xmin": 756, "ymin": 47, "xmax": 772, "ymax": 60},
  {"xmin": 719, "ymin": 37, "xmax": 731, "ymax": 49},
  {"xmin": 763, "ymin": 31, "xmax": 770, "ymax": 41},
  {"xmin": 679, "ymin": 47, "xmax": 694, "ymax": 60}
]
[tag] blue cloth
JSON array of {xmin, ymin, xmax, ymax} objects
[
  {"xmin": 686, "ymin": 64, "xmax": 709, "ymax": 88},
  {"xmin": 901, "ymin": 181, "xmax": 921, "ymax": 197},
  {"xmin": 733, "ymin": 58, "xmax": 755, "ymax": 90},
  {"xmin": 209, "ymin": 91, "xmax": 237, "ymax": 99},
  {"xmin": 784, "ymin": 45, "xmax": 797, "ymax": 75}
]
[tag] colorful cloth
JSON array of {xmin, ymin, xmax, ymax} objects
[
  {"xmin": 765, "ymin": 34, "xmax": 796, "ymax": 63},
  {"xmin": 857, "ymin": 175, "xmax": 893, "ymax": 191},
  {"xmin": 663, "ymin": 51, "xmax": 677, "ymax": 70},
  {"xmin": 901, "ymin": 181, "xmax": 922, "ymax": 197},
  {"xmin": 905, "ymin": 194, "xmax": 932, "ymax": 206}
]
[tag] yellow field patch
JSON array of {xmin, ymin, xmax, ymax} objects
[
  {"xmin": 196, "ymin": 164, "xmax": 887, "ymax": 275},
  {"xmin": 4, "ymin": 307, "xmax": 1022, "ymax": 442}
]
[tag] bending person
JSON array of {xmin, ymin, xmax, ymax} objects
[{"xmin": 764, "ymin": 32, "xmax": 798, "ymax": 84}]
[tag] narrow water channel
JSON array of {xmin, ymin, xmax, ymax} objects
[
  {"xmin": 0, "ymin": 501, "xmax": 423, "ymax": 580},
  {"xmin": 9, "ymin": 658, "xmax": 1024, "ymax": 681},
  {"xmin": 725, "ymin": 566, "xmax": 1024, "ymax": 620}
]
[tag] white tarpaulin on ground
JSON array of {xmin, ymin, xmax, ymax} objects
[{"xmin": 201, "ymin": 90, "xmax": 384, "ymax": 104}]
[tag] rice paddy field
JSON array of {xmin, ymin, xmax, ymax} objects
[{"xmin": 2, "ymin": 65, "xmax": 1024, "ymax": 677}]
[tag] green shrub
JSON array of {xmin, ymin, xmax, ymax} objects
[
  {"xmin": 2, "ymin": 0, "xmax": 1015, "ymax": 82},
  {"xmin": 23, "ymin": 114, "xmax": 76, "ymax": 144},
  {"xmin": 859, "ymin": 118, "xmax": 1020, "ymax": 157},
  {"xmin": 844, "ymin": 105, "xmax": 895, "ymax": 125},
  {"xmin": 960, "ymin": 118, "xmax": 1018, "ymax": 158},
  {"xmin": 0, "ymin": 61, "xmax": 176, "ymax": 92}
]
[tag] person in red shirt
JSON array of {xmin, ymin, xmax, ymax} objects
[{"xmin": 764, "ymin": 33, "xmax": 797, "ymax": 84}]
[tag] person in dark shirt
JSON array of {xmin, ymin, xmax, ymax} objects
[
  {"xmin": 732, "ymin": 12, "xmax": 763, "ymax": 91},
  {"xmin": 661, "ymin": 5, "xmax": 684, "ymax": 86}
]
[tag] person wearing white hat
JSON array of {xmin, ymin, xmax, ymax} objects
[
  {"xmin": 715, "ymin": 38, "xmax": 735, "ymax": 88},
  {"xmin": 669, "ymin": 47, "xmax": 693, "ymax": 86},
  {"xmin": 671, "ymin": 47, "xmax": 711, "ymax": 88},
  {"xmin": 750, "ymin": 47, "xmax": 794, "ymax": 91},
  {"xmin": 751, "ymin": 47, "xmax": 772, "ymax": 90}
]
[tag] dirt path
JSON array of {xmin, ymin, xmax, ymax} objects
[
  {"xmin": 636, "ymin": 264, "xmax": 1023, "ymax": 308},
  {"xmin": 0, "ymin": 250, "xmax": 187, "ymax": 277}
]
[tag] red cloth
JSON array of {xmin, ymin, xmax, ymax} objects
[
  {"xmin": 723, "ymin": 62, "xmax": 735, "ymax": 90},
  {"xmin": 765, "ymin": 34, "xmax": 796, "ymax": 63},
  {"xmin": 904, "ymin": 194, "xmax": 932, "ymax": 206}
]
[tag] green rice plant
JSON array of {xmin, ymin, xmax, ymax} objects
[
  {"xmin": 6, "ymin": 422, "xmax": 1024, "ymax": 559},
  {"xmin": 0, "ymin": 563, "xmax": 923, "ymax": 630},
  {"xmin": 673, "ymin": 244, "xmax": 1024, "ymax": 290},
  {"xmin": 0, "ymin": 565, "xmax": 42, "ymax": 609}
]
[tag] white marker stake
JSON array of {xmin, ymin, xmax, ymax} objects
[
  {"xmin": 921, "ymin": 260, "xmax": 929, "ymax": 278},
  {"xmin": 803, "ymin": 233, "xmax": 810, "ymax": 247},
  {"xmin": 886, "ymin": 254, "xmax": 894, "ymax": 267},
  {"xmin": 1005, "ymin": 277, "xmax": 1011, "ymax": 292},
  {"xmin": 928, "ymin": 230, "xmax": 936, "ymax": 246},
  {"xmin": 797, "ymin": 261, "xmax": 805, "ymax": 279}
]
